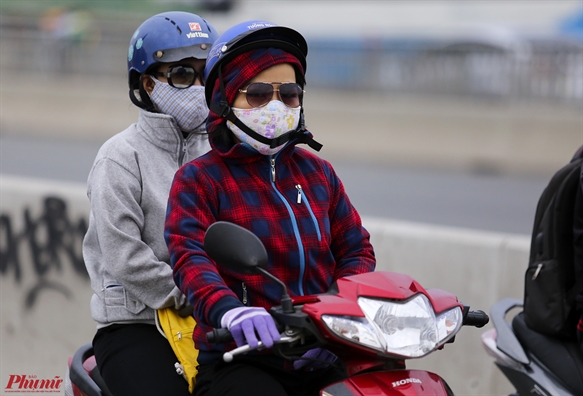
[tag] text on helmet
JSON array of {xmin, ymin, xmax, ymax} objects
[{"xmin": 187, "ymin": 32, "xmax": 210, "ymax": 39}]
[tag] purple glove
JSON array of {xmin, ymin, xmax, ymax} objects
[
  {"xmin": 293, "ymin": 348, "xmax": 338, "ymax": 370},
  {"xmin": 221, "ymin": 307, "xmax": 280, "ymax": 348}
]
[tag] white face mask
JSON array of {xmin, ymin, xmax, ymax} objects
[
  {"xmin": 226, "ymin": 100, "xmax": 301, "ymax": 156},
  {"xmin": 149, "ymin": 78, "xmax": 208, "ymax": 133}
]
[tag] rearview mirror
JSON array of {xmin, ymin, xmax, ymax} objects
[
  {"xmin": 204, "ymin": 221, "xmax": 294, "ymax": 313},
  {"xmin": 204, "ymin": 221, "xmax": 268, "ymax": 273}
]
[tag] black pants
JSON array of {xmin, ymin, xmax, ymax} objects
[
  {"xmin": 93, "ymin": 323, "xmax": 190, "ymax": 396},
  {"xmin": 193, "ymin": 355, "xmax": 347, "ymax": 396}
]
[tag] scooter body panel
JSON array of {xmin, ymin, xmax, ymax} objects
[
  {"xmin": 483, "ymin": 299, "xmax": 580, "ymax": 396},
  {"xmin": 321, "ymin": 369, "xmax": 451, "ymax": 395},
  {"xmin": 300, "ymin": 272, "xmax": 465, "ymax": 359},
  {"xmin": 303, "ymin": 272, "xmax": 462, "ymax": 320}
]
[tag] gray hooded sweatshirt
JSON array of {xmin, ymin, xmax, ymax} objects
[{"xmin": 83, "ymin": 109, "xmax": 210, "ymax": 328}]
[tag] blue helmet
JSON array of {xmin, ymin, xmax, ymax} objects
[
  {"xmin": 127, "ymin": 11, "xmax": 219, "ymax": 108},
  {"xmin": 203, "ymin": 20, "xmax": 308, "ymax": 106}
]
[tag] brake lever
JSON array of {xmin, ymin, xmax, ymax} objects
[{"xmin": 223, "ymin": 335, "xmax": 300, "ymax": 362}]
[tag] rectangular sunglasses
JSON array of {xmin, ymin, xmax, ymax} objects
[{"xmin": 238, "ymin": 82, "xmax": 304, "ymax": 108}]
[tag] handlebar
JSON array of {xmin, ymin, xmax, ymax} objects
[
  {"xmin": 463, "ymin": 310, "xmax": 489, "ymax": 328},
  {"xmin": 208, "ymin": 310, "xmax": 491, "ymax": 344},
  {"xmin": 206, "ymin": 328, "xmax": 300, "ymax": 363},
  {"xmin": 223, "ymin": 335, "xmax": 300, "ymax": 362},
  {"xmin": 207, "ymin": 318, "xmax": 288, "ymax": 344},
  {"xmin": 207, "ymin": 309, "xmax": 489, "ymax": 364},
  {"xmin": 207, "ymin": 328, "xmax": 234, "ymax": 344}
]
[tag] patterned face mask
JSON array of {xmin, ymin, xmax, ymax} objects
[
  {"xmin": 226, "ymin": 100, "xmax": 301, "ymax": 156},
  {"xmin": 149, "ymin": 78, "xmax": 208, "ymax": 133}
]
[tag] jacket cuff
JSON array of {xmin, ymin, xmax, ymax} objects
[{"xmin": 208, "ymin": 295, "xmax": 244, "ymax": 329}]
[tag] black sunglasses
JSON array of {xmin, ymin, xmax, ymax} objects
[
  {"xmin": 153, "ymin": 65, "xmax": 202, "ymax": 89},
  {"xmin": 238, "ymin": 82, "xmax": 304, "ymax": 108}
]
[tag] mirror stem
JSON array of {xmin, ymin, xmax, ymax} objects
[{"xmin": 256, "ymin": 267, "xmax": 294, "ymax": 314}]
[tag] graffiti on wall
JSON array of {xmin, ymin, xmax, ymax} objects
[{"xmin": 0, "ymin": 196, "xmax": 88, "ymax": 309}]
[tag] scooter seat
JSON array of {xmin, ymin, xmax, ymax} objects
[
  {"xmin": 91, "ymin": 366, "xmax": 113, "ymax": 396},
  {"xmin": 512, "ymin": 312, "xmax": 583, "ymax": 395}
]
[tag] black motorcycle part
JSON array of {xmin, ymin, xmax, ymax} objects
[
  {"xmin": 489, "ymin": 298, "xmax": 530, "ymax": 365},
  {"xmin": 495, "ymin": 362, "xmax": 552, "ymax": 396},
  {"xmin": 207, "ymin": 328, "xmax": 233, "ymax": 344},
  {"xmin": 69, "ymin": 343, "xmax": 113, "ymax": 396},
  {"xmin": 463, "ymin": 310, "xmax": 489, "ymax": 328},
  {"xmin": 513, "ymin": 312, "xmax": 583, "ymax": 395}
]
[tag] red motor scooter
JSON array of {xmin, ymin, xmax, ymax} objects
[
  {"xmin": 204, "ymin": 221, "xmax": 489, "ymax": 395},
  {"xmin": 65, "ymin": 221, "xmax": 489, "ymax": 395}
]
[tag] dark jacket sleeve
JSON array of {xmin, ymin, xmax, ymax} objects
[
  {"xmin": 326, "ymin": 162, "xmax": 376, "ymax": 280},
  {"xmin": 574, "ymin": 166, "xmax": 583, "ymax": 313}
]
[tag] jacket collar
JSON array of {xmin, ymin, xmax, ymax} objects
[{"xmin": 137, "ymin": 109, "xmax": 206, "ymax": 154}]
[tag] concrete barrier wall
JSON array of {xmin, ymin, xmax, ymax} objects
[
  {"xmin": 0, "ymin": 175, "xmax": 529, "ymax": 395},
  {"xmin": 0, "ymin": 176, "xmax": 94, "ymax": 395}
]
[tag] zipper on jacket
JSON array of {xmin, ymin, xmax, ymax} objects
[
  {"xmin": 295, "ymin": 184, "xmax": 322, "ymax": 242},
  {"xmin": 532, "ymin": 263, "xmax": 543, "ymax": 280},
  {"xmin": 269, "ymin": 155, "xmax": 306, "ymax": 295},
  {"xmin": 295, "ymin": 185, "xmax": 302, "ymax": 204},
  {"xmin": 242, "ymin": 282, "xmax": 248, "ymax": 305},
  {"xmin": 178, "ymin": 139, "xmax": 187, "ymax": 166}
]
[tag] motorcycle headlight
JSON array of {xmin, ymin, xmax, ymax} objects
[{"xmin": 322, "ymin": 294, "xmax": 463, "ymax": 358}]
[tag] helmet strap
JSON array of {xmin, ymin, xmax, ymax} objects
[
  {"xmin": 210, "ymin": 67, "xmax": 322, "ymax": 152},
  {"xmin": 129, "ymin": 75, "xmax": 156, "ymax": 112}
]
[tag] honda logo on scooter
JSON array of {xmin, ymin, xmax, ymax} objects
[{"xmin": 392, "ymin": 378, "xmax": 423, "ymax": 388}]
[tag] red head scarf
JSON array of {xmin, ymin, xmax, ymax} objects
[{"xmin": 206, "ymin": 47, "xmax": 304, "ymax": 136}]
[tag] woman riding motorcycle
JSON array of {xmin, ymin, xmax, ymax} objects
[{"xmin": 164, "ymin": 20, "xmax": 376, "ymax": 396}]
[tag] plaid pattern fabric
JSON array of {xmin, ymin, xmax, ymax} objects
[
  {"xmin": 165, "ymin": 141, "xmax": 376, "ymax": 354},
  {"xmin": 206, "ymin": 48, "xmax": 304, "ymax": 135}
]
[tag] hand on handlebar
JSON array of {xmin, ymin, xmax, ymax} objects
[
  {"xmin": 293, "ymin": 348, "xmax": 337, "ymax": 370},
  {"xmin": 221, "ymin": 307, "xmax": 281, "ymax": 348}
]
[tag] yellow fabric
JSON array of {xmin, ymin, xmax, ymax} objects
[{"xmin": 157, "ymin": 307, "xmax": 198, "ymax": 393}]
